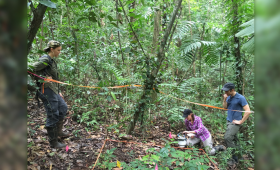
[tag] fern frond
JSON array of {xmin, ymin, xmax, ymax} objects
[
  {"xmin": 177, "ymin": 50, "xmax": 195, "ymax": 68},
  {"xmin": 173, "ymin": 21, "xmax": 196, "ymax": 39},
  {"xmin": 201, "ymin": 41, "xmax": 216, "ymax": 46},
  {"xmin": 181, "ymin": 42, "xmax": 201, "ymax": 55},
  {"xmin": 203, "ymin": 45, "xmax": 219, "ymax": 66}
]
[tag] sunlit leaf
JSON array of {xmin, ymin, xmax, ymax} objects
[{"xmin": 39, "ymin": 0, "xmax": 56, "ymax": 8}]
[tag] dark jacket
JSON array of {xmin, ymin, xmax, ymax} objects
[{"xmin": 32, "ymin": 55, "xmax": 59, "ymax": 94}]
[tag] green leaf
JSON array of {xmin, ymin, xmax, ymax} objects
[
  {"xmin": 117, "ymin": 7, "xmax": 123, "ymax": 12},
  {"xmin": 77, "ymin": 17, "xmax": 87, "ymax": 23},
  {"xmin": 88, "ymin": 12, "xmax": 97, "ymax": 22},
  {"xmin": 242, "ymin": 36, "xmax": 254, "ymax": 53},
  {"xmin": 49, "ymin": 152, "xmax": 55, "ymax": 156},
  {"xmin": 39, "ymin": 0, "xmax": 56, "ymax": 8},
  {"xmin": 125, "ymin": 47, "xmax": 131, "ymax": 53},
  {"xmin": 235, "ymin": 24, "xmax": 254, "ymax": 37},
  {"xmin": 85, "ymin": 0, "xmax": 97, "ymax": 6},
  {"xmin": 107, "ymin": 15, "xmax": 114, "ymax": 21},
  {"xmin": 28, "ymin": 65, "xmax": 34, "ymax": 69},
  {"xmin": 130, "ymin": 40, "xmax": 137, "ymax": 44},
  {"xmin": 128, "ymin": 13, "xmax": 141, "ymax": 19},
  {"xmin": 129, "ymin": 8, "xmax": 135, "ymax": 12},
  {"xmin": 240, "ymin": 19, "xmax": 254, "ymax": 27},
  {"xmin": 155, "ymin": 88, "xmax": 159, "ymax": 93},
  {"xmin": 102, "ymin": 87, "xmax": 109, "ymax": 91},
  {"xmin": 125, "ymin": 0, "xmax": 134, "ymax": 5},
  {"xmin": 100, "ymin": 13, "xmax": 106, "ymax": 18},
  {"xmin": 110, "ymin": 22, "xmax": 118, "ymax": 28},
  {"xmin": 151, "ymin": 154, "xmax": 160, "ymax": 161},
  {"xmin": 142, "ymin": 155, "xmax": 150, "ymax": 161},
  {"xmin": 111, "ymin": 92, "xmax": 117, "ymax": 101},
  {"xmin": 107, "ymin": 96, "xmax": 112, "ymax": 102},
  {"xmin": 37, "ymin": 50, "xmax": 45, "ymax": 54}
]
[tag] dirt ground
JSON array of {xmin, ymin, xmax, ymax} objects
[{"xmin": 27, "ymin": 96, "xmax": 247, "ymax": 170}]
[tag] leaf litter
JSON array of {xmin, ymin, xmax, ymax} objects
[{"xmin": 27, "ymin": 95, "xmax": 250, "ymax": 170}]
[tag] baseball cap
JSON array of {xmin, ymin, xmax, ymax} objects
[
  {"xmin": 221, "ymin": 82, "xmax": 235, "ymax": 91},
  {"xmin": 182, "ymin": 109, "xmax": 193, "ymax": 118},
  {"xmin": 43, "ymin": 40, "xmax": 61, "ymax": 51}
]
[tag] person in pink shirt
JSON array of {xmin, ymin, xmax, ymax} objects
[{"xmin": 182, "ymin": 109, "xmax": 225, "ymax": 155}]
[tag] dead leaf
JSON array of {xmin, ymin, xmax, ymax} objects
[
  {"xmin": 28, "ymin": 165, "xmax": 38, "ymax": 170},
  {"xmin": 39, "ymin": 125, "xmax": 45, "ymax": 130},
  {"xmin": 64, "ymin": 119, "xmax": 68, "ymax": 125},
  {"xmin": 110, "ymin": 33, "xmax": 114, "ymax": 40}
]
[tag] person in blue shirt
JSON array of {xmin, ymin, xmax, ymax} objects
[{"xmin": 222, "ymin": 82, "xmax": 251, "ymax": 165}]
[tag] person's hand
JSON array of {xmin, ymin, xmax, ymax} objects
[
  {"xmin": 182, "ymin": 131, "xmax": 189, "ymax": 134},
  {"xmin": 232, "ymin": 120, "xmax": 242, "ymax": 125},
  {"xmin": 45, "ymin": 76, "xmax": 53, "ymax": 83},
  {"xmin": 59, "ymin": 93, "xmax": 64, "ymax": 99},
  {"xmin": 223, "ymin": 94, "xmax": 228, "ymax": 101}
]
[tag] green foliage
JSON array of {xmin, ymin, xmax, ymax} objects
[
  {"xmin": 96, "ymin": 148, "xmax": 117, "ymax": 169},
  {"xmin": 27, "ymin": 0, "xmax": 255, "ymax": 168},
  {"xmin": 107, "ymin": 141, "xmax": 211, "ymax": 169},
  {"xmin": 39, "ymin": 0, "xmax": 56, "ymax": 8},
  {"xmin": 235, "ymin": 19, "xmax": 254, "ymax": 54},
  {"xmin": 179, "ymin": 34, "xmax": 216, "ymax": 57}
]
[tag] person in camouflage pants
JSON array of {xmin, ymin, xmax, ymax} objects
[{"xmin": 32, "ymin": 40, "xmax": 70, "ymax": 148}]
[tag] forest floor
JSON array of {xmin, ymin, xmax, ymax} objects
[{"xmin": 27, "ymin": 94, "xmax": 251, "ymax": 170}]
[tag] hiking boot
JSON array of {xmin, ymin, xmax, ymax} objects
[
  {"xmin": 57, "ymin": 119, "xmax": 70, "ymax": 137},
  {"xmin": 213, "ymin": 145, "xmax": 226, "ymax": 152},
  {"xmin": 46, "ymin": 126, "xmax": 66, "ymax": 148},
  {"xmin": 232, "ymin": 154, "xmax": 239, "ymax": 163}
]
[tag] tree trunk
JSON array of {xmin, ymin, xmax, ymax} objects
[
  {"xmin": 126, "ymin": 0, "xmax": 183, "ymax": 135},
  {"xmin": 152, "ymin": 9, "xmax": 161, "ymax": 53},
  {"xmin": 66, "ymin": 0, "xmax": 79, "ymax": 79},
  {"xmin": 129, "ymin": 1, "xmax": 137, "ymax": 51},
  {"xmin": 27, "ymin": 2, "xmax": 48, "ymax": 55},
  {"xmin": 232, "ymin": 0, "xmax": 242, "ymax": 94},
  {"xmin": 48, "ymin": 10, "xmax": 55, "ymax": 40},
  {"xmin": 151, "ymin": 9, "xmax": 162, "ymax": 103},
  {"xmin": 223, "ymin": 54, "xmax": 228, "ymax": 85},
  {"xmin": 166, "ymin": 7, "xmax": 181, "ymax": 52},
  {"xmin": 162, "ymin": 0, "xmax": 167, "ymax": 31},
  {"xmin": 198, "ymin": 23, "xmax": 205, "ymax": 101},
  {"xmin": 115, "ymin": 0, "xmax": 125, "ymax": 64},
  {"xmin": 40, "ymin": 20, "xmax": 44, "ymax": 50}
]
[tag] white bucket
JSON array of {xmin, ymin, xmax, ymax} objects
[{"xmin": 178, "ymin": 136, "xmax": 187, "ymax": 148}]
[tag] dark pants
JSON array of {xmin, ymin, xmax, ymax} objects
[
  {"xmin": 38, "ymin": 88, "xmax": 67, "ymax": 127},
  {"xmin": 224, "ymin": 121, "xmax": 241, "ymax": 154}
]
